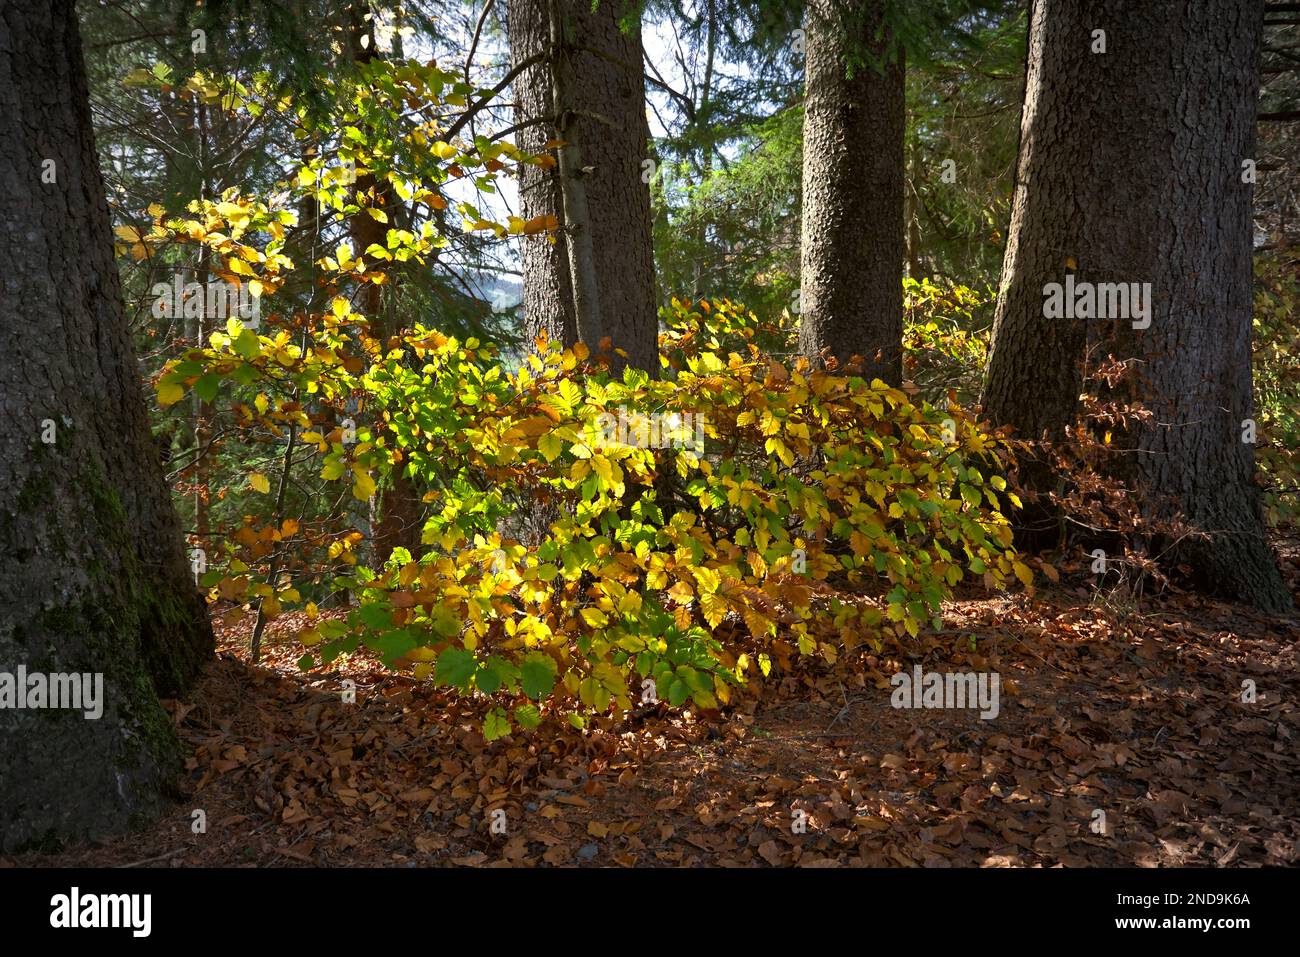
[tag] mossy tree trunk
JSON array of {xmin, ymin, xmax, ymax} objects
[{"xmin": 0, "ymin": 0, "xmax": 214, "ymax": 851}]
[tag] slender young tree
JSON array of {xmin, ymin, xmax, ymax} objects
[
  {"xmin": 0, "ymin": 0, "xmax": 214, "ymax": 850},
  {"xmin": 508, "ymin": 0, "xmax": 659, "ymax": 372},
  {"xmin": 798, "ymin": 0, "xmax": 906, "ymax": 383},
  {"xmin": 981, "ymin": 0, "xmax": 1290, "ymax": 611}
]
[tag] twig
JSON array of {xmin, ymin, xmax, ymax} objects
[{"xmin": 119, "ymin": 847, "xmax": 186, "ymax": 868}]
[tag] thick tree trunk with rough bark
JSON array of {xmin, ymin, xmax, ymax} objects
[
  {"xmin": 798, "ymin": 0, "xmax": 905, "ymax": 383},
  {"xmin": 510, "ymin": 0, "xmax": 576, "ymax": 351},
  {"xmin": 981, "ymin": 0, "xmax": 1290, "ymax": 612},
  {"xmin": 508, "ymin": 0, "xmax": 658, "ymax": 372},
  {"xmin": 0, "ymin": 0, "xmax": 215, "ymax": 851},
  {"xmin": 547, "ymin": 0, "xmax": 605, "ymax": 352}
]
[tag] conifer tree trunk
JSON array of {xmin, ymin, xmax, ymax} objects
[
  {"xmin": 798, "ymin": 0, "xmax": 906, "ymax": 383},
  {"xmin": 981, "ymin": 0, "xmax": 1290, "ymax": 612},
  {"xmin": 0, "ymin": 0, "xmax": 214, "ymax": 851},
  {"xmin": 508, "ymin": 0, "xmax": 658, "ymax": 371}
]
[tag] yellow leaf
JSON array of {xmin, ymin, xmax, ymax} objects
[
  {"xmin": 740, "ymin": 604, "xmax": 773, "ymax": 639},
  {"xmin": 522, "ymin": 214, "xmax": 558, "ymax": 235},
  {"xmin": 591, "ymin": 454, "xmax": 616, "ymax": 486},
  {"xmin": 1012, "ymin": 561, "xmax": 1034, "ymax": 587},
  {"xmin": 537, "ymin": 432, "xmax": 564, "ymax": 462},
  {"xmin": 249, "ymin": 472, "xmax": 271, "ymax": 494},
  {"xmin": 157, "ymin": 378, "xmax": 184, "ymax": 406},
  {"xmin": 352, "ymin": 470, "xmax": 377, "ymax": 501},
  {"xmin": 700, "ymin": 591, "xmax": 728, "ymax": 628},
  {"xmin": 692, "ymin": 566, "xmax": 721, "ymax": 595},
  {"xmin": 667, "ymin": 580, "xmax": 694, "ymax": 605}
]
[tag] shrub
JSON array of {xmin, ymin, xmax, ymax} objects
[
  {"xmin": 266, "ymin": 298, "xmax": 1024, "ymax": 736},
  {"xmin": 1253, "ymin": 257, "xmax": 1300, "ymax": 527},
  {"xmin": 902, "ymin": 277, "xmax": 992, "ymax": 405}
]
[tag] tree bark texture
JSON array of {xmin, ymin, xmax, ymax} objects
[
  {"xmin": 0, "ymin": 0, "xmax": 215, "ymax": 850},
  {"xmin": 508, "ymin": 0, "xmax": 658, "ymax": 372},
  {"xmin": 798, "ymin": 0, "xmax": 906, "ymax": 384},
  {"xmin": 981, "ymin": 0, "xmax": 1290, "ymax": 612}
]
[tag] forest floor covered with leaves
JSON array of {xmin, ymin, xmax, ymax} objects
[{"xmin": 6, "ymin": 537, "xmax": 1299, "ymax": 869}]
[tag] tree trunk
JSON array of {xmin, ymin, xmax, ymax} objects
[
  {"xmin": 798, "ymin": 0, "xmax": 906, "ymax": 384},
  {"xmin": 981, "ymin": 0, "xmax": 1291, "ymax": 612},
  {"xmin": 906, "ymin": 137, "xmax": 922, "ymax": 279},
  {"xmin": 349, "ymin": 14, "xmax": 421, "ymax": 564},
  {"xmin": 0, "ymin": 0, "xmax": 214, "ymax": 851},
  {"xmin": 507, "ymin": 0, "xmax": 658, "ymax": 372},
  {"xmin": 510, "ymin": 0, "xmax": 577, "ymax": 352},
  {"xmin": 547, "ymin": 0, "xmax": 605, "ymax": 352}
]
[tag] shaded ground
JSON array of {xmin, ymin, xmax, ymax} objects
[{"xmin": 4, "ymin": 545, "xmax": 1298, "ymax": 868}]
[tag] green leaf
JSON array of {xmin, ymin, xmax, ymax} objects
[
  {"xmin": 667, "ymin": 678, "xmax": 689, "ymax": 706},
  {"xmin": 476, "ymin": 660, "xmax": 502, "ymax": 693},
  {"xmin": 521, "ymin": 653, "xmax": 557, "ymax": 701},
  {"xmin": 691, "ymin": 689, "xmax": 719, "ymax": 710},
  {"xmin": 435, "ymin": 647, "xmax": 477, "ymax": 689},
  {"xmin": 483, "ymin": 708, "xmax": 510, "ymax": 741},
  {"xmin": 358, "ymin": 603, "xmax": 392, "ymax": 630},
  {"xmin": 427, "ymin": 604, "xmax": 462, "ymax": 639},
  {"xmin": 194, "ymin": 373, "xmax": 221, "ymax": 403},
  {"xmin": 513, "ymin": 704, "xmax": 542, "ymax": 728},
  {"xmin": 368, "ymin": 630, "xmax": 415, "ymax": 666},
  {"xmin": 233, "ymin": 329, "xmax": 261, "ymax": 360}
]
